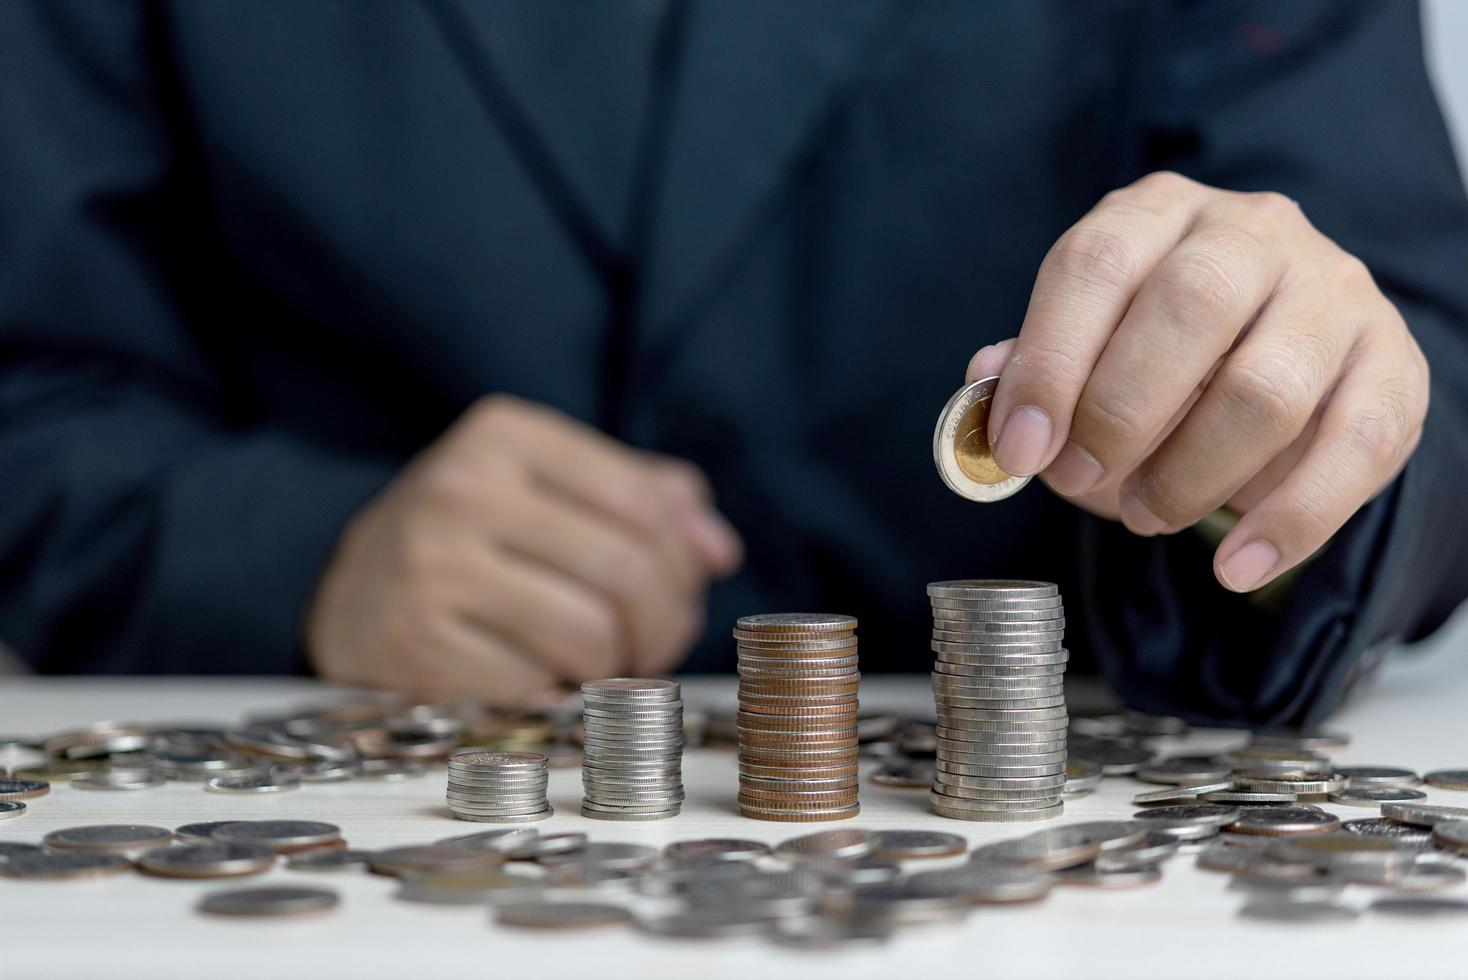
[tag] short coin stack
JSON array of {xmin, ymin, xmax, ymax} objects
[
  {"xmin": 928, "ymin": 581, "xmax": 1067, "ymax": 822},
  {"xmin": 735, "ymin": 614, "xmax": 860, "ymax": 822},
  {"xmin": 446, "ymin": 750, "xmax": 552, "ymax": 823},
  {"xmin": 580, "ymin": 679, "xmax": 685, "ymax": 821}
]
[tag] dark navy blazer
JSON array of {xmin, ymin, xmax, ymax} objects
[{"xmin": 2, "ymin": 1, "xmax": 1466, "ymax": 724}]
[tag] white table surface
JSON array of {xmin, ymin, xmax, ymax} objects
[{"xmin": 4, "ymin": 611, "xmax": 1468, "ymax": 980}]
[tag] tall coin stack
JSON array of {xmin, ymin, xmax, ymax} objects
[
  {"xmin": 580, "ymin": 678, "xmax": 685, "ymax": 821},
  {"xmin": 446, "ymin": 749, "xmax": 553, "ymax": 823},
  {"xmin": 927, "ymin": 581, "xmax": 1067, "ymax": 822},
  {"xmin": 735, "ymin": 613, "xmax": 861, "ymax": 822}
]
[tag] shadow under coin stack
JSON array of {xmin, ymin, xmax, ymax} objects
[
  {"xmin": 735, "ymin": 614, "xmax": 860, "ymax": 822},
  {"xmin": 928, "ymin": 580, "xmax": 1068, "ymax": 822},
  {"xmin": 580, "ymin": 679, "xmax": 685, "ymax": 821},
  {"xmin": 446, "ymin": 750, "xmax": 552, "ymax": 823}
]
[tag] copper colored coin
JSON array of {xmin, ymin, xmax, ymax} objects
[
  {"xmin": 740, "ymin": 762, "xmax": 860, "ymax": 780},
  {"xmin": 738, "ymin": 788, "xmax": 861, "ymax": 804},
  {"xmin": 739, "ymin": 803, "xmax": 860, "ymax": 822},
  {"xmin": 737, "ymin": 702, "xmax": 859, "ymax": 717}
]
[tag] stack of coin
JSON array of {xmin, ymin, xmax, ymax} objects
[
  {"xmin": 446, "ymin": 750, "xmax": 552, "ymax": 823},
  {"xmin": 735, "ymin": 614, "xmax": 860, "ymax": 822},
  {"xmin": 580, "ymin": 679, "xmax": 684, "ymax": 821},
  {"xmin": 928, "ymin": 581, "xmax": 1067, "ymax": 822}
]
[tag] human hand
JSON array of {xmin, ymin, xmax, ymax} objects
[
  {"xmin": 305, "ymin": 396, "xmax": 742, "ymax": 703},
  {"xmin": 968, "ymin": 171, "xmax": 1428, "ymax": 592}
]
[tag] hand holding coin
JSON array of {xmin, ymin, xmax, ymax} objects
[{"xmin": 954, "ymin": 171, "xmax": 1430, "ymax": 593}]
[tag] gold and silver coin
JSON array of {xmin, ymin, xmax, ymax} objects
[{"xmin": 933, "ymin": 377, "xmax": 1030, "ymax": 503}]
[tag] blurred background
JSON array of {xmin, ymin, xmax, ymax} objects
[{"xmin": 1, "ymin": 4, "xmax": 1466, "ymax": 677}]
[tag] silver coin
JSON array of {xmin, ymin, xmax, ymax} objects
[
  {"xmin": 686, "ymin": 871, "xmax": 820, "ymax": 916},
  {"xmin": 198, "ymin": 885, "xmax": 340, "ymax": 917},
  {"xmin": 204, "ymin": 772, "xmax": 301, "ymax": 794},
  {"xmin": 1132, "ymin": 805, "xmax": 1240, "ymax": 829},
  {"xmin": 138, "ymin": 843, "xmax": 276, "ymax": 879},
  {"xmin": 1268, "ymin": 834, "xmax": 1418, "ymax": 872},
  {"xmin": 495, "ymin": 901, "xmax": 633, "ymax": 930},
  {"xmin": 1238, "ymin": 900, "xmax": 1358, "ymax": 923},
  {"xmin": 967, "ymin": 825, "xmax": 1122, "ymax": 871},
  {"xmin": 1431, "ymin": 819, "xmax": 1468, "ymax": 853},
  {"xmin": 0, "ymin": 801, "xmax": 26, "ymax": 820},
  {"xmin": 735, "ymin": 613, "xmax": 858, "ymax": 633},
  {"xmin": 1371, "ymin": 896, "xmax": 1468, "ymax": 917},
  {"xmin": 1070, "ymin": 742, "xmax": 1155, "ymax": 775},
  {"xmin": 1095, "ymin": 832, "xmax": 1181, "ymax": 870},
  {"xmin": 1055, "ymin": 863, "xmax": 1162, "ymax": 889},
  {"xmin": 1228, "ymin": 876, "xmax": 1346, "ymax": 903},
  {"xmin": 927, "ymin": 580, "xmax": 1058, "ymax": 600},
  {"xmin": 1226, "ymin": 808, "xmax": 1341, "ymax": 837},
  {"xmin": 173, "ymin": 821, "xmax": 240, "ymax": 844},
  {"xmin": 1336, "ymin": 766, "xmax": 1420, "ymax": 787},
  {"xmin": 1202, "ymin": 789, "xmax": 1298, "ymax": 804},
  {"xmin": 1382, "ymin": 802, "xmax": 1468, "ymax": 827},
  {"xmin": 663, "ymin": 839, "xmax": 771, "ymax": 861},
  {"xmin": 1134, "ymin": 782, "xmax": 1234, "ymax": 806},
  {"xmin": 1063, "ymin": 759, "xmax": 1104, "ymax": 796},
  {"xmin": 773, "ymin": 829, "xmax": 874, "ymax": 862},
  {"xmin": 1234, "ymin": 774, "xmax": 1345, "ymax": 796},
  {"xmin": 1329, "ymin": 787, "xmax": 1427, "ymax": 807},
  {"xmin": 1370, "ymin": 862, "xmax": 1468, "ymax": 891},
  {"xmin": 1194, "ymin": 842, "xmax": 1322, "ymax": 879},
  {"xmin": 44, "ymin": 824, "xmax": 173, "ymax": 852},
  {"xmin": 635, "ymin": 909, "xmax": 771, "ymax": 939},
  {"xmin": 905, "ymin": 866, "xmax": 1054, "ymax": 904},
  {"xmin": 848, "ymin": 883, "xmax": 970, "ymax": 925},
  {"xmin": 1340, "ymin": 818, "xmax": 1435, "ymax": 846},
  {"xmin": 499, "ymin": 833, "xmax": 587, "ymax": 860},
  {"xmin": 0, "ymin": 850, "xmax": 131, "ymax": 879},
  {"xmin": 1135, "ymin": 756, "xmax": 1234, "ymax": 786},
  {"xmin": 538, "ymin": 842, "xmax": 658, "ymax": 869},
  {"xmin": 869, "ymin": 830, "xmax": 967, "ymax": 860},
  {"xmin": 1423, "ymin": 769, "xmax": 1468, "ymax": 791},
  {"xmin": 213, "ymin": 820, "xmax": 343, "ymax": 851},
  {"xmin": 396, "ymin": 871, "xmax": 544, "ymax": 906},
  {"xmin": 287, "ymin": 848, "xmax": 373, "ymax": 872},
  {"xmin": 933, "ymin": 800, "xmax": 1063, "ymax": 822}
]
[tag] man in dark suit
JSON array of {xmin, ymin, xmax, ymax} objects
[{"xmin": 2, "ymin": 1, "xmax": 1465, "ymax": 724}]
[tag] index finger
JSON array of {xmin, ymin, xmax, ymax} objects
[{"xmin": 985, "ymin": 173, "xmax": 1199, "ymax": 477}]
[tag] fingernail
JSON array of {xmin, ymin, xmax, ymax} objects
[
  {"xmin": 1220, "ymin": 539, "xmax": 1280, "ymax": 592},
  {"xmin": 1118, "ymin": 493, "xmax": 1167, "ymax": 537},
  {"xmin": 686, "ymin": 509, "xmax": 743, "ymax": 573},
  {"xmin": 1045, "ymin": 441, "xmax": 1104, "ymax": 496},
  {"xmin": 993, "ymin": 406, "xmax": 1053, "ymax": 477}
]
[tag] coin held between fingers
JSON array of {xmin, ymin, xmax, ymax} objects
[{"xmin": 934, "ymin": 377, "xmax": 1031, "ymax": 503}]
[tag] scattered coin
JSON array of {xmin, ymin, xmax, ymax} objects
[
  {"xmin": 368, "ymin": 845, "xmax": 505, "ymax": 877},
  {"xmin": 494, "ymin": 901, "xmax": 633, "ymax": 930},
  {"xmin": 499, "ymin": 833, "xmax": 587, "ymax": 860},
  {"xmin": 396, "ymin": 871, "xmax": 543, "ymax": 905},
  {"xmin": 1381, "ymin": 802, "xmax": 1468, "ymax": 827},
  {"xmin": 1237, "ymin": 900, "xmax": 1359, "ymax": 923},
  {"xmin": 0, "ymin": 801, "xmax": 26, "ymax": 820},
  {"xmin": 869, "ymin": 830, "xmax": 967, "ymax": 860},
  {"xmin": 1340, "ymin": 818, "xmax": 1435, "ymax": 847},
  {"xmin": 1371, "ymin": 897, "xmax": 1468, "ymax": 917},
  {"xmin": 1336, "ymin": 766, "xmax": 1420, "ymax": 787},
  {"xmin": 0, "ymin": 851, "xmax": 132, "ymax": 879},
  {"xmin": 43, "ymin": 824, "xmax": 173, "ymax": 853},
  {"xmin": 663, "ymin": 839, "xmax": 770, "ymax": 861},
  {"xmin": 1329, "ymin": 786, "xmax": 1427, "ymax": 807},
  {"xmin": 1423, "ymin": 770, "xmax": 1468, "ymax": 791},
  {"xmin": 1132, "ymin": 804, "xmax": 1241, "ymax": 830},
  {"xmin": 774, "ymin": 829, "xmax": 874, "ymax": 862},
  {"xmin": 0, "ymin": 778, "xmax": 49, "ymax": 800},
  {"xmin": 204, "ymin": 772, "xmax": 301, "ymax": 794},
  {"xmin": 138, "ymin": 843, "xmax": 276, "ymax": 879},
  {"xmin": 1134, "ymin": 756, "xmax": 1232, "ymax": 786},
  {"xmin": 1430, "ymin": 819, "xmax": 1468, "ymax": 854},
  {"xmin": 213, "ymin": 820, "xmax": 343, "ymax": 853},
  {"xmin": 1134, "ymin": 782, "xmax": 1233, "ymax": 806},
  {"xmin": 287, "ymin": 848, "xmax": 373, "ymax": 872},
  {"xmin": 1226, "ymin": 808, "xmax": 1340, "ymax": 837},
  {"xmin": 905, "ymin": 865, "xmax": 1055, "ymax": 904},
  {"xmin": 636, "ymin": 909, "xmax": 771, "ymax": 939},
  {"xmin": 174, "ymin": 821, "xmax": 239, "ymax": 844},
  {"xmin": 537, "ymin": 842, "xmax": 658, "ymax": 870},
  {"xmin": 198, "ymin": 885, "xmax": 340, "ymax": 917},
  {"xmin": 1055, "ymin": 863, "xmax": 1162, "ymax": 889},
  {"xmin": 74, "ymin": 770, "xmax": 168, "ymax": 791}
]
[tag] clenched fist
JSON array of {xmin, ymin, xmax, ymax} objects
[
  {"xmin": 305, "ymin": 396, "xmax": 742, "ymax": 702},
  {"xmin": 970, "ymin": 171, "xmax": 1429, "ymax": 593}
]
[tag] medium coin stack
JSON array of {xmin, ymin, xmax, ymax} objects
[
  {"xmin": 928, "ymin": 581, "xmax": 1067, "ymax": 822},
  {"xmin": 580, "ymin": 679, "xmax": 685, "ymax": 821},
  {"xmin": 735, "ymin": 614, "xmax": 860, "ymax": 822},
  {"xmin": 446, "ymin": 750, "xmax": 552, "ymax": 823}
]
